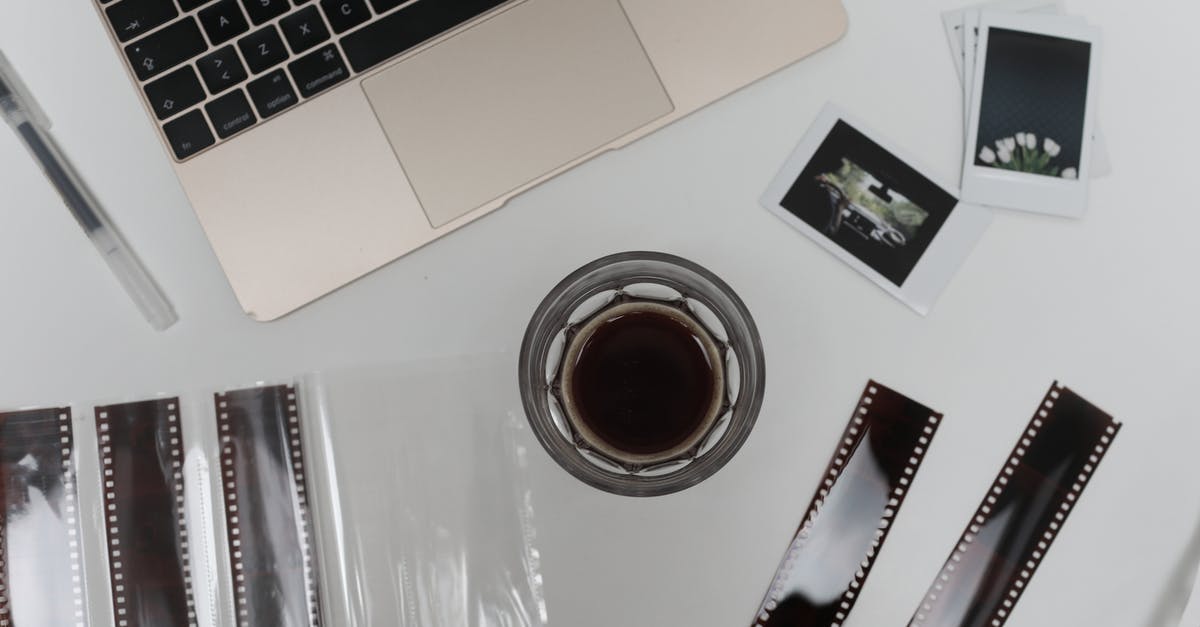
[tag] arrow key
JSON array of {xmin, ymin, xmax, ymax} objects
[
  {"xmin": 197, "ymin": 46, "xmax": 249, "ymax": 95},
  {"xmin": 144, "ymin": 66, "xmax": 206, "ymax": 121}
]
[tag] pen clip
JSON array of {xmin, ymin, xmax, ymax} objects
[{"xmin": 0, "ymin": 50, "xmax": 53, "ymax": 129}]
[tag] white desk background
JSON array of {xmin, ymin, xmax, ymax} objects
[{"xmin": 0, "ymin": 1, "xmax": 1195, "ymax": 626}]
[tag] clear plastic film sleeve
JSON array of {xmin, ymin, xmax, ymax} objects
[
  {"xmin": 0, "ymin": 353, "xmax": 546, "ymax": 627},
  {"xmin": 86, "ymin": 387, "xmax": 322, "ymax": 627},
  {"xmin": 301, "ymin": 354, "xmax": 548, "ymax": 627},
  {"xmin": 1, "ymin": 397, "xmax": 223, "ymax": 627}
]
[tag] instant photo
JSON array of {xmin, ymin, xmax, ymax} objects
[
  {"xmin": 763, "ymin": 105, "xmax": 991, "ymax": 314},
  {"xmin": 779, "ymin": 122, "xmax": 954, "ymax": 287},
  {"xmin": 961, "ymin": 13, "xmax": 1101, "ymax": 216},
  {"xmin": 943, "ymin": 1, "xmax": 1111, "ymax": 178},
  {"xmin": 942, "ymin": 0, "xmax": 1061, "ymax": 78}
]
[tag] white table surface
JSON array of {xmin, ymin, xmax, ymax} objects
[{"xmin": 1, "ymin": 1, "xmax": 1197, "ymax": 626}]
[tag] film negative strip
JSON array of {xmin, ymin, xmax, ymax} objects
[
  {"xmin": 216, "ymin": 385, "xmax": 321, "ymax": 627},
  {"xmin": 0, "ymin": 407, "xmax": 86, "ymax": 627},
  {"xmin": 0, "ymin": 504, "xmax": 4, "ymax": 627},
  {"xmin": 909, "ymin": 382, "xmax": 1121, "ymax": 627},
  {"xmin": 95, "ymin": 398, "xmax": 197, "ymax": 627},
  {"xmin": 0, "ymin": 500, "xmax": 4, "ymax": 627},
  {"xmin": 752, "ymin": 381, "xmax": 943, "ymax": 627}
]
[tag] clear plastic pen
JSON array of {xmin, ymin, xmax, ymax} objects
[{"xmin": 0, "ymin": 51, "xmax": 177, "ymax": 330}]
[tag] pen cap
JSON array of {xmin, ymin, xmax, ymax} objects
[{"xmin": 0, "ymin": 50, "xmax": 52, "ymax": 129}]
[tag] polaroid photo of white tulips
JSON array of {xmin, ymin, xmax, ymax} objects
[
  {"xmin": 942, "ymin": 0, "xmax": 1060, "ymax": 78},
  {"xmin": 946, "ymin": 2, "xmax": 1110, "ymax": 180},
  {"xmin": 961, "ymin": 12, "xmax": 1101, "ymax": 217},
  {"xmin": 762, "ymin": 104, "xmax": 992, "ymax": 315}
]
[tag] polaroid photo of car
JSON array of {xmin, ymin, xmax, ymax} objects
[
  {"xmin": 762, "ymin": 104, "xmax": 992, "ymax": 315},
  {"xmin": 961, "ymin": 12, "xmax": 1102, "ymax": 217}
]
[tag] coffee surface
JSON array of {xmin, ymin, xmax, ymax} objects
[{"xmin": 567, "ymin": 308, "xmax": 720, "ymax": 456}]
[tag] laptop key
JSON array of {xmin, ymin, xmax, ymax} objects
[
  {"xmin": 238, "ymin": 25, "xmax": 289, "ymax": 74},
  {"xmin": 144, "ymin": 66, "xmax": 206, "ymax": 120},
  {"xmin": 179, "ymin": 0, "xmax": 217, "ymax": 10},
  {"xmin": 197, "ymin": 46, "xmax": 249, "ymax": 95},
  {"xmin": 340, "ymin": 0, "xmax": 507, "ymax": 73},
  {"xmin": 162, "ymin": 109, "xmax": 215, "ymax": 160},
  {"xmin": 288, "ymin": 43, "xmax": 349, "ymax": 98},
  {"xmin": 205, "ymin": 89, "xmax": 258, "ymax": 139},
  {"xmin": 279, "ymin": 6, "xmax": 330, "ymax": 54},
  {"xmin": 319, "ymin": 0, "xmax": 370, "ymax": 34},
  {"xmin": 125, "ymin": 18, "xmax": 207, "ymax": 81},
  {"xmin": 105, "ymin": 0, "xmax": 178, "ymax": 43},
  {"xmin": 242, "ymin": 0, "xmax": 290, "ymax": 25},
  {"xmin": 367, "ymin": 0, "xmax": 405, "ymax": 13},
  {"xmin": 247, "ymin": 70, "xmax": 299, "ymax": 118},
  {"xmin": 199, "ymin": 0, "xmax": 250, "ymax": 46}
]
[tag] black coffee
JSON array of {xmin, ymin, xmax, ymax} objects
[{"xmin": 564, "ymin": 305, "xmax": 722, "ymax": 458}]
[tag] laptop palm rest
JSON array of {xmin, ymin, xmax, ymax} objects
[{"xmin": 362, "ymin": 0, "xmax": 674, "ymax": 228}]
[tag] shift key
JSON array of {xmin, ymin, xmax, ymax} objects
[
  {"xmin": 288, "ymin": 44, "xmax": 349, "ymax": 99},
  {"xmin": 125, "ymin": 18, "xmax": 207, "ymax": 81}
]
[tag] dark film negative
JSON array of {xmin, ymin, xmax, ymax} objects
[
  {"xmin": 752, "ymin": 381, "xmax": 943, "ymax": 627},
  {"xmin": 95, "ymin": 398, "xmax": 197, "ymax": 627},
  {"xmin": 909, "ymin": 382, "xmax": 1120, "ymax": 627},
  {"xmin": 216, "ymin": 385, "xmax": 321, "ymax": 627},
  {"xmin": 0, "ymin": 407, "xmax": 85, "ymax": 626}
]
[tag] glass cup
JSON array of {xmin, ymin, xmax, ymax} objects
[{"xmin": 519, "ymin": 251, "xmax": 766, "ymax": 497}]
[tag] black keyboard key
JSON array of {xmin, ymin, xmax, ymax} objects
[
  {"xmin": 144, "ymin": 66, "xmax": 206, "ymax": 120},
  {"xmin": 205, "ymin": 89, "xmax": 258, "ymax": 138},
  {"xmin": 125, "ymin": 18, "xmax": 207, "ymax": 81},
  {"xmin": 319, "ymin": 0, "xmax": 370, "ymax": 34},
  {"xmin": 162, "ymin": 110, "xmax": 214, "ymax": 159},
  {"xmin": 367, "ymin": 0, "xmax": 405, "ymax": 13},
  {"xmin": 288, "ymin": 44, "xmax": 349, "ymax": 98},
  {"xmin": 105, "ymin": 0, "xmax": 178, "ymax": 43},
  {"xmin": 279, "ymin": 6, "xmax": 330, "ymax": 54},
  {"xmin": 198, "ymin": 0, "xmax": 250, "ymax": 45},
  {"xmin": 179, "ymin": 0, "xmax": 217, "ymax": 9},
  {"xmin": 341, "ymin": 0, "xmax": 507, "ymax": 73},
  {"xmin": 247, "ymin": 70, "xmax": 298, "ymax": 118},
  {"xmin": 241, "ymin": 0, "xmax": 289, "ymax": 24},
  {"xmin": 196, "ymin": 45, "xmax": 249, "ymax": 94},
  {"xmin": 238, "ymin": 26, "xmax": 288, "ymax": 74}
]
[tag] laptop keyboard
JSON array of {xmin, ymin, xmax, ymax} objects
[{"xmin": 99, "ymin": 0, "xmax": 511, "ymax": 161}]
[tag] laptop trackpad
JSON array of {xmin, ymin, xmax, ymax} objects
[{"xmin": 362, "ymin": 0, "xmax": 674, "ymax": 228}]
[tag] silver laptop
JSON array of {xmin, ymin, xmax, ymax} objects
[{"xmin": 97, "ymin": 0, "xmax": 846, "ymax": 320}]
